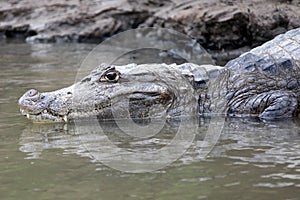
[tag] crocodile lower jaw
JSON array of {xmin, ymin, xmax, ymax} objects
[
  {"xmin": 20, "ymin": 108, "xmax": 67, "ymax": 123},
  {"xmin": 20, "ymin": 105, "xmax": 112, "ymax": 123}
]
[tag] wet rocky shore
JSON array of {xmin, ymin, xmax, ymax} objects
[{"xmin": 1, "ymin": 0, "xmax": 299, "ymax": 63}]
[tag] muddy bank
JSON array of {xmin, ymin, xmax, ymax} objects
[{"xmin": 0, "ymin": 0, "xmax": 299, "ymax": 53}]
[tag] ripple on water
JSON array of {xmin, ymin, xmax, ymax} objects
[{"xmin": 254, "ymin": 182, "xmax": 295, "ymax": 188}]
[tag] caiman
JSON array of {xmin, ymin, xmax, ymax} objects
[{"xmin": 18, "ymin": 28, "xmax": 300, "ymax": 122}]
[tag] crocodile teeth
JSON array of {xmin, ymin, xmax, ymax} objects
[{"xmin": 63, "ymin": 116, "xmax": 68, "ymax": 122}]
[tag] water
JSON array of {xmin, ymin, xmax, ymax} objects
[{"xmin": 1, "ymin": 41, "xmax": 300, "ymax": 200}]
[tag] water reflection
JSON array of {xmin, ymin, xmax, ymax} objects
[
  {"xmin": 19, "ymin": 117, "xmax": 200, "ymax": 172},
  {"xmin": 19, "ymin": 117, "xmax": 300, "ymax": 173},
  {"xmin": 212, "ymin": 118, "xmax": 300, "ymax": 168}
]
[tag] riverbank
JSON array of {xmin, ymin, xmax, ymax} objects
[{"xmin": 0, "ymin": 0, "xmax": 299, "ymax": 60}]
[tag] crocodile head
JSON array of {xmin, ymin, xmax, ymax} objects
[{"xmin": 18, "ymin": 63, "xmax": 199, "ymax": 122}]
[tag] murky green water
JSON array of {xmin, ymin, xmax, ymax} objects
[{"xmin": 1, "ymin": 41, "xmax": 300, "ymax": 200}]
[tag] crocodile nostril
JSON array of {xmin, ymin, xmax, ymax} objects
[
  {"xmin": 27, "ymin": 89, "xmax": 38, "ymax": 97},
  {"xmin": 18, "ymin": 89, "xmax": 40, "ymax": 107}
]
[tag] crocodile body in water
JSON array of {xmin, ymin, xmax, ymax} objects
[{"xmin": 18, "ymin": 28, "xmax": 300, "ymax": 122}]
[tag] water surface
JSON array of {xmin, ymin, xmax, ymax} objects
[{"xmin": 0, "ymin": 42, "xmax": 300, "ymax": 200}]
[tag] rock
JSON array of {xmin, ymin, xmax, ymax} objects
[{"xmin": 0, "ymin": 0, "xmax": 299, "ymax": 51}]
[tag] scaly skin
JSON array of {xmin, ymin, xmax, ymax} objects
[
  {"xmin": 202, "ymin": 28, "xmax": 300, "ymax": 119},
  {"xmin": 18, "ymin": 28, "xmax": 300, "ymax": 122}
]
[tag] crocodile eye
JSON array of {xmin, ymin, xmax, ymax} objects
[{"xmin": 100, "ymin": 71, "xmax": 120, "ymax": 83}]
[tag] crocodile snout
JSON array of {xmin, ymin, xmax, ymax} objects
[
  {"xmin": 18, "ymin": 89, "xmax": 49, "ymax": 115},
  {"xmin": 18, "ymin": 88, "xmax": 73, "ymax": 122}
]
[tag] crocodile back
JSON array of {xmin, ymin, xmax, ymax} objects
[
  {"xmin": 201, "ymin": 28, "xmax": 300, "ymax": 116},
  {"xmin": 226, "ymin": 28, "xmax": 300, "ymax": 72},
  {"xmin": 223, "ymin": 28, "xmax": 300, "ymax": 92}
]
